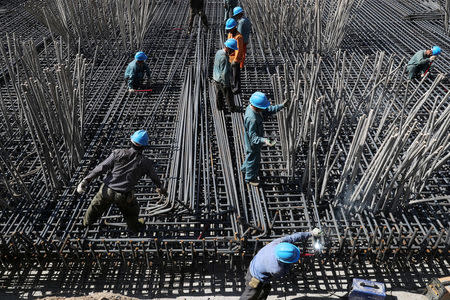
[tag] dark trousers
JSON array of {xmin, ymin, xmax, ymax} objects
[
  {"xmin": 188, "ymin": 7, "xmax": 208, "ymax": 31},
  {"xmin": 83, "ymin": 184, "xmax": 142, "ymax": 232},
  {"xmin": 240, "ymin": 269, "xmax": 272, "ymax": 300},
  {"xmin": 214, "ymin": 81, "xmax": 235, "ymax": 111},
  {"xmin": 231, "ymin": 62, "xmax": 241, "ymax": 94}
]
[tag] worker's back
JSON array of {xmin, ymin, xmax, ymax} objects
[{"xmin": 249, "ymin": 238, "xmax": 291, "ymax": 282}]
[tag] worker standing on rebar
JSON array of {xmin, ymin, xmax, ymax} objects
[
  {"xmin": 213, "ymin": 38, "xmax": 238, "ymax": 112},
  {"xmin": 224, "ymin": 0, "xmax": 238, "ymax": 21},
  {"xmin": 240, "ymin": 228, "xmax": 323, "ymax": 300},
  {"xmin": 226, "ymin": 18, "xmax": 244, "ymax": 94},
  {"xmin": 187, "ymin": 0, "xmax": 209, "ymax": 35},
  {"xmin": 76, "ymin": 130, "xmax": 167, "ymax": 233},
  {"xmin": 124, "ymin": 52, "xmax": 151, "ymax": 92},
  {"xmin": 407, "ymin": 46, "xmax": 441, "ymax": 80},
  {"xmin": 233, "ymin": 7, "xmax": 252, "ymax": 69},
  {"xmin": 241, "ymin": 92, "xmax": 289, "ymax": 186}
]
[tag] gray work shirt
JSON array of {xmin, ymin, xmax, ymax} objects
[{"xmin": 85, "ymin": 147, "xmax": 162, "ymax": 193}]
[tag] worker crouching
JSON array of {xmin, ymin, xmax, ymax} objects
[
  {"xmin": 226, "ymin": 18, "xmax": 244, "ymax": 94},
  {"xmin": 407, "ymin": 45, "xmax": 441, "ymax": 80},
  {"xmin": 213, "ymin": 38, "xmax": 238, "ymax": 112},
  {"xmin": 77, "ymin": 130, "xmax": 167, "ymax": 233},
  {"xmin": 124, "ymin": 52, "xmax": 151, "ymax": 92},
  {"xmin": 240, "ymin": 228, "xmax": 323, "ymax": 300}
]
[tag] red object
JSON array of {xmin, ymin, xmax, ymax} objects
[
  {"xmin": 300, "ymin": 253, "xmax": 315, "ymax": 257},
  {"xmin": 423, "ymin": 61, "xmax": 433, "ymax": 76},
  {"xmin": 135, "ymin": 89, "xmax": 152, "ymax": 92}
]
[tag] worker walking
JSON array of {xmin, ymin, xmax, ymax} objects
[
  {"xmin": 240, "ymin": 228, "xmax": 323, "ymax": 300},
  {"xmin": 224, "ymin": 0, "xmax": 238, "ymax": 21},
  {"xmin": 188, "ymin": 0, "xmax": 208, "ymax": 35},
  {"xmin": 226, "ymin": 18, "xmax": 244, "ymax": 94},
  {"xmin": 124, "ymin": 52, "xmax": 151, "ymax": 92},
  {"xmin": 76, "ymin": 130, "xmax": 167, "ymax": 233},
  {"xmin": 241, "ymin": 92, "xmax": 289, "ymax": 186},
  {"xmin": 233, "ymin": 7, "xmax": 252, "ymax": 68},
  {"xmin": 407, "ymin": 46, "xmax": 441, "ymax": 80},
  {"xmin": 213, "ymin": 38, "xmax": 238, "ymax": 112}
]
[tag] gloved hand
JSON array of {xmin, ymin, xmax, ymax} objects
[
  {"xmin": 76, "ymin": 179, "xmax": 89, "ymax": 194},
  {"xmin": 128, "ymin": 88, "xmax": 135, "ymax": 92},
  {"xmin": 264, "ymin": 139, "xmax": 276, "ymax": 147},
  {"xmin": 430, "ymin": 55, "xmax": 437, "ymax": 61},
  {"xmin": 311, "ymin": 228, "xmax": 323, "ymax": 237},
  {"xmin": 156, "ymin": 187, "xmax": 168, "ymax": 197}
]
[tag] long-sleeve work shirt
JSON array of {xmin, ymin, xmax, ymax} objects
[
  {"xmin": 237, "ymin": 17, "xmax": 252, "ymax": 44},
  {"xmin": 124, "ymin": 60, "xmax": 151, "ymax": 89},
  {"xmin": 407, "ymin": 50, "xmax": 431, "ymax": 74},
  {"xmin": 213, "ymin": 49, "xmax": 231, "ymax": 86},
  {"xmin": 227, "ymin": 32, "xmax": 245, "ymax": 65}
]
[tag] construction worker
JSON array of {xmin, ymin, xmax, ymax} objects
[
  {"xmin": 233, "ymin": 7, "xmax": 252, "ymax": 68},
  {"xmin": 226, "ymin": 18, "xmax": 244, "ymax": 94},
  {"xmin": 188, "ymin": 0, "xmax": 208, "ymax": 35},
  {"xmin": 241, "ymin": 92, "xmax": 289, "ymax": 186},
  {"xmin": 407, "ymin": 46, "xmax": 441, "ymax": 80},
  {"xmin": 224, "ymin": 0, "xmax": 238, "ymax": 21},
  {"xmin": 213, "ymin": 38, "xmax": 238, "ymax": 112},
  {"xmin": 240, "ymin": 228, "xmax": 323, "ymax": 300},
  {"xmin": 124, "ymin": 52, "xmax": 151, "ymax": 92},
  {"xmin": 76, "ymin": 130, "xmax": 167, "ymax": 233}
]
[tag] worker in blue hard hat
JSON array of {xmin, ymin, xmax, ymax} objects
[
  {"xmin": 240, "ymin": 228, "xmax": 323, "ymax": 300},
  {"xmin": 226, "ymin": 18, "xmax": 244, "ymax": 94},
  {"xmin": 241, "ymin": 92, "xmax": 290, "ymax": 186},
  {"xmin": 233, "ymin": 7, "xmax": 252, "ymax": 69},
  {"xmin": 187, "ymin": 0, "xmax": 208, "ymax": 35},
  {"xmin": 407, "ymin": 46, "xmax": 441, "ymax": 80},
  {"xmin": 76, "ymin": 130, "xmax": 167, "ymax": 233},
  {"xmin": 224, "ymin": 0, "xmax": 238, "ymax": 21},
  {"xmin": 124, "ymin": 52, "xmax": 151, "ymax": 92},
  {"xmin": 212, "ymin": 38, "xmax": 238, "ymax": 112}
]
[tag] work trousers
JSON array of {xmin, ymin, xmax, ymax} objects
[
  {"xmin": 231, "ymin": 62, "xmax": 241, "ymax": 94},
  {"xmin": 214, "ymin": 81, "xmax": 235, "ymax": 112},
  {"xmin": 83, "ymin": 184, "xmax": 142, "ymax": 232},
  {"xmin": 188, "ymin": 7, "xmax": 208, "ymax": 31},
  {"xmin": 241, "ymin": 42, "xmax": 247, "ymax": 69},
  {"xmin": 407, "ymin": 64, "xmax": 429, "ymax": 80},
  {"xmin": 240, "ymin": 269, "xmax": 272, "ymax": 300},
  {"xmin": 240, "ymin": 146, "xmax": 261, "ymax": 181},
  {"xmin": 125, "ymin": 73, "xmax": 145, "ymax": 89}
]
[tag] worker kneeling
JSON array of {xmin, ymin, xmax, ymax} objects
[
  {"xmin": 407, "ymin": 45, "xmax": 441, "ymax": 80},
  {"xmin": 241, "ymin": 92, "xmax": 289, "ymax": 187},
  {"xmin": 125, "ymin": 52, "xmax": 151, "ymax": 92},
  {"xmin": 76, "ymin": 130, "xmax": 167, "ymax": 233},
  {"xmin": 240, "ymin": 228, "xmax": 323, "ymax": 300}
]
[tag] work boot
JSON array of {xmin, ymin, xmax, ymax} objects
[{"xmin": 246, "ymin": 179, "xmax": 260, "ymax": 187}]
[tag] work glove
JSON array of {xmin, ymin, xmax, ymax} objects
[
  {"xmin": 156, "ymin": 187, "xmax": 168, "ymax": 197},
  {"xmin": 430, "ymin": 56, "xmax": 437, "ymax": 61},
  {"xmin": 264, "ymin": 139, "xmax": 276, "ymax": 147},
  {"xmin": 76, "ymin": 179, "xmax": 89, "ymax": 194},
  {"xmin": 311, "ymin": 228, "xmax": 323, "ymax": 237},
  {"xmin": 128, "ymin": 88, "xmax": 135, "ymax": 92}
]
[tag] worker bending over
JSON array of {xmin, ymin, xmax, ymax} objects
[
  {"xmin": 224, "ymin": 0, "xmax": 238, "ymax": 21},
  {"xmin": 226, "ymin": 18, "xmax": 244, "ymax": 94},
  {"xmin": 233, "ymin": 7, "xmax": 252, "ymax": 68},
  {"xmin": 188, "ymin": 0, "xmax": 208, "ymax": 35},
  {"xmin": 213, "ymin": 38, "xmax": 238, "ymax": 112},
  {"xmin": 240, "ymin": 228, "xmax": 323, "ymax": 300},
  {"xmin": 241, "ymin": 92, "xmax": 289, "ymax": 186},
  {"xmin": 124, "ymin": 52, "xmax": 151, "ymax": 92},
  {"xmin": 407, "ymin": 45, "xmax": 441, "ymax": 80},
  {"xmin": 77, "ymin": 130, "xmax": 167, "ymax": 233}
]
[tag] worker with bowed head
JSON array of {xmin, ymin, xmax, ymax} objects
[
  {"xmin": 124, "ymin": 51, "xmax": 151, "ymax": 92},
  {"xmin": 241, "ymin": 92, "xmax": 290, "ymax": 186},
  {"xmin": 226, "ymin": 18, "xmax": 244, "ymax": 94},
  {"xmin": 213, "ymin": 38, "xmax": 238, "ymax": 112},
  {"xmin": 240, "ymin": 228, "xmax": 324, "ymax": 300},
  {"xmin": 187, "ymin": 0, "xmax": 209, "ymax": 35},
  {"xmin": 224, "ymin": 0, "xmax": 238, "ymax": 21},
  {"xmin": 76, "ymin": 130, "xmax": 167, "ymax": 233},
  {"xmin": 232, "ymin": 7, "xmax": 252, "ymax": 68},
  {"xmin": 407, "ymin": 45, "xmax": 442, "ymax": 80}
]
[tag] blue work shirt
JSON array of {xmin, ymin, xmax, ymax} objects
[
  {"xmin": 124, "ymin": 60, "xmax": 151, "ymax": 88},
  {"xmin": 237, "ymin": 17, "xmax": 252, "ymax": 44},
  {"xmin": 250, "ymin": 232, "xmax": 312, "ymax": 282},
  {"xmin": 244, "ymin": 104, "xmax": 284, "ymax": 151},
  {"xmin": 213, "ymin": 49, "xmax": 231, "ymax": 87}
]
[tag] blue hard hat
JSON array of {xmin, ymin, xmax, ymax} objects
[
  {"xmin": 130, "ymin": 130, "xmax": 149, "ymax": 146},
  {"xmin": 224, "ymin": 38, "xmax": 238, "ymax": 50},
  {"xmin": 135, "ymin": 51, "xmax": 148, "ymax": 61},
  {"xmin": 249, "ymin": 92, "xmax": 270, "ymax": 109},
  {"xmin": 233, "ymin": 6, "xmax": 244, "ymax": 16},
  {"xmin": 432, "ymin": 45, "xmax": 442, "ymax": 56},
  {"xmin": 275, "ymin": 242, "xmax": 301, "ymax": 264},
  {"xmin": 225, "ymin": 18, "xmax": 237, "ymax": 30}
]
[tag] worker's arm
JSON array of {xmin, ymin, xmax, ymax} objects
[
  {"xmin": 127, "ymin": 65, "xmax": 137, "ymax": 89},
  {"xmin": 221, "ymin": 57, "xmax": 231, "ymax": 87},
  {"xmin": 233, "ymin": 35, "xmax": 245, "ymax": 64},
  {"xmin": 84, "ymin": 152, "xmax": 115, "ymax": 182},
  {"xmin": 263, "ymin": 104, "xmax": 284, "ymax": 116},
  {"xmin": 143, "ymin": 158, "xmax": 163, "ymax": 188},
  {"xmin": 144, "ymin": 63, "xmax": 151, "ymax": 78},
  {"xmin": 280, "ymin": 232, "xmax": 312, "ymax": 243},
  {"xmin": 247, "ymin": 119, "xmax": 265, "ymax": 145}
]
